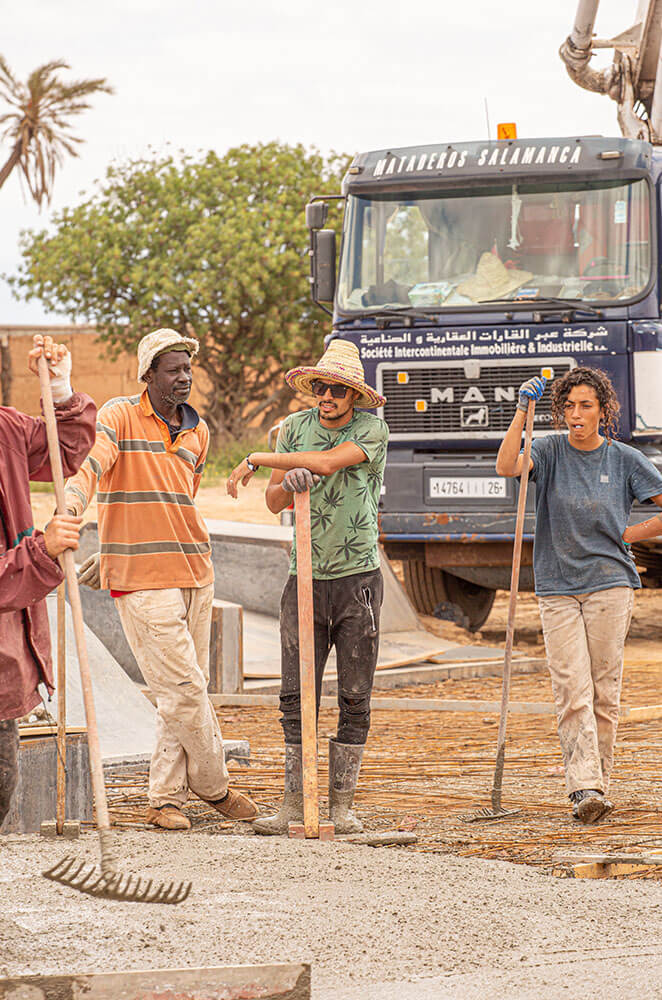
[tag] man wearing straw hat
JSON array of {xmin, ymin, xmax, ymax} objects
[
  {"xmin": 0, "ymin": 335, "xmax": 96, "ymax": 827},
  {"xmin": 65, "ymin": 328, "xmax": 258, "ymax": 831},
  {"xmin": 227, "ymin": 339, "xmax": 388, "ymax": 834}
]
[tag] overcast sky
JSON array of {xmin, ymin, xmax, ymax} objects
[{"xmin": 0, "ymin": 0, "xmax": 634, "ymax": 324}]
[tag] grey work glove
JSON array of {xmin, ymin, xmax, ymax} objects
[
  {"xmin": 518, "ymin": 375, "xmax": 547, "ymax": 412},
  {"xmin": 78, "ymin": 551, "xmax": 101, "ymax": 590},
  {"xmin": 282, "ymin": 468, "xmax": 321, "ymax": 493}
]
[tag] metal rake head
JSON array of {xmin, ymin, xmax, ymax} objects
[
  {"xmin": 463, "ymin": 806, "xmax": 521, "ymax": 823},
  {"xmin": 43, "ymin": 855, "xmax": 192, "ymax": 904}
]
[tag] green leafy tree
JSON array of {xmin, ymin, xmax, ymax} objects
[{"xmin": 10, "ymin": 142, "xmax": 350, "ymax": 439}]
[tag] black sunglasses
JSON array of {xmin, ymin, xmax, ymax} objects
[{"xmin": 311, "ymin": 379, "xmax": 349, "ymax": 399}]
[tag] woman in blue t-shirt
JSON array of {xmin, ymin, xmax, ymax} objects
[{"xmin": 497, "ymin": 367, "xmax": 662, "ymax": 824}]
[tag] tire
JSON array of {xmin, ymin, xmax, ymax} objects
[
  {"xmin": 443, "ymin": 572, "xmax": 496, "ymax": 631},
  {"xmin": 402, "ymin": 560, "xmax": 495, "ymax": 631},
  {"xmin": 402, "ymin": 560, "xmax": 449, "ymax": 616}
]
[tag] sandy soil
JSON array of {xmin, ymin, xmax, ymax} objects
[{"xmin": 3, "ymin": 833, "xmax": 662, "ymax": 999}]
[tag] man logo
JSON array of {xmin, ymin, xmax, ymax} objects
[
  {"xmin": 461, "ymin": 406, "xmax": 489, "ymax": 428},
  {"xmin": 428, "ymin": 386, "xmax": 515, "ymax": 405}
]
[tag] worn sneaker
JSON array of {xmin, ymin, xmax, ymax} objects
[
  {"xmin": 201, "ymin": 787, "xmax": 259, "ymax": 821},
  {"xmin": 146, "ymin": 804, "xmax": 191, "ymax": 830},
  {"xmin": 570, "ymin": 789, "xmax": 614, "ymax": 824}
]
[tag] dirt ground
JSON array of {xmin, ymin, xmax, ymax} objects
[{"xmin": 10, "ymin": 486, "xmax": 662, "ymax": 996}]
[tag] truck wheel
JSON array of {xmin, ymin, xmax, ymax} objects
[
  {"xmin": 443, "ymin": 572, "xmax": 496, "ymax": 631},
  {"xmin": 402, "ymin": 561, "xmax": 496, "ymax": 631},
  {"xmin": 402, "ymin": 560, "xmax": 448, "ymax": 616}
]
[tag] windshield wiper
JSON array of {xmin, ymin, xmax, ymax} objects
[
  {"xmin": 335, "ymin": 306, "xmax": 436, "ymax": 327},
  {"xmin": 480, "ymin": 296, "xmax": 604, "ymax": 319}
]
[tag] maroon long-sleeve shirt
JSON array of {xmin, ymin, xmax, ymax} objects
[{"xmin": 0, "ymin": 391, "xmax": 96, "ymax": 720}]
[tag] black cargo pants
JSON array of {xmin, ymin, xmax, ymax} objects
[
  {"xmin": 279, "ymin": 568, "xmax": 383, "ymax": 745},
  {"xmin": 0, "ymin": 719, "xmax": 19, "ymax": 826}
]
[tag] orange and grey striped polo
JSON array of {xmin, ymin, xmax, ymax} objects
[{"xmin": 65, "ymin": 389, "xmax": 213, "ymax": 592}]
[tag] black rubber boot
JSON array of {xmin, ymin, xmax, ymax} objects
[
  {"xmin": 0, "ymin": 719, "xmax": 19, "ymax": 827},
  {"xmin": 252, "ymin": 744, "xmax": 303, "ymax": 836},
  {"xmin": 329, "ymin": 738, "xmax": 364, "ymax": 835}
]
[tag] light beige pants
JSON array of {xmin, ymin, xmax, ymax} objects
[
  {"xmin": 115, "ymin": 584, "xmax": 229, "ymax": 808},
  {"xmin": 538, "ymin": 586, "xmax": 634, "ymax": 796}
]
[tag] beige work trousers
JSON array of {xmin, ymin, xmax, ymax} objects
[
  {"xmin": 538, "ymin": 586, "xmax": 634, "ymax": 796},
  {"xmin": 115, "ymin": 584, "xmax": 229, "ymax": 808}
]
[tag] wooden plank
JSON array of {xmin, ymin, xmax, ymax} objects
[
  {"xmin": 19, "ymin": 725, "xmax": 86, "ymax": 738},
  {"xmin": 0, "ymin": 964, "xmax": 311, "ymax": 999},
  {"xmin": 619, "ymin": 704, "xmax": 662, "ymax": 723},
  {"xmin": 208, "ymin": 693, "xmax": 556, "ymax": 714},
  {"xmin": 294, "ymin": 490, "xmax": 319, "ymax": 839},
  {"xmin": 571, "ymin": 862, "xmax": 654, "ymax": 879},
  {"xmin": 554, "ymin": 851, "xmax": 662, "ymax": 866}
]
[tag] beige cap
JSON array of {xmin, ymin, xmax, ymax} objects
[{"xmin": 137, "ymin": 328, "xmax": 199, "ymax": 382}]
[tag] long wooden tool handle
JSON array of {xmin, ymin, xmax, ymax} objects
[
  {"xmin": 37, "ymin": 355, "xmax": 111, "ymax": 833},
  {"xmin": 56, "ymin": 582, "xmax": 66, "ymax": 835},
  {"xmin": 491, "ymin": 399, "xmax": 535, "ymax": 811},
  {"xmin": 294, "ymin": 489, "xmax": 319, "ymax": 838}
]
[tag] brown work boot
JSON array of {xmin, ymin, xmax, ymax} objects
[
  {"xmin": 201, "ymin": 787, "xmax": 258, "ymax": 821},
  {"xmin": 570, "ymin": 789, "xmax": 613, "ymax": 824},
  {"xmin": 146, "ymin": 804, "xmax": 191, "ymax": 830}
]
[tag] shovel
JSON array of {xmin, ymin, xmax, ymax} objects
[
  {"xmin": 38, "ymin": 353, "xmax": 191, "ymax": 903},
  {"xmin": 466, "ymin": 398, "xmax": 535, "ymax": 822}
]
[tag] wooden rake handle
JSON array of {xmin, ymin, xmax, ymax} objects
[
  {"xmin": 37, "ymin": 356, "xmax": 111, "ymax": 834},
  {"xmin": 56, "ymin": 582, "xmax": 66, "ymax": 834},
  {"xmin": 293, "ymin": 489, "xmax": 320, "ymax": 838},
  {"xmin": 491, "ymin": 398, "xmax": 535, "ymax": 811}
]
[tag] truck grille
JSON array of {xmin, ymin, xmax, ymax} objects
[{"xmin": 377, "ymin": 357, "xmax": 575, "ymax": 439}]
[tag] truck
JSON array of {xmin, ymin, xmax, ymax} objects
[{"xmin": 303, "ymin": 0, "xmax": 662, "ymax": 630}]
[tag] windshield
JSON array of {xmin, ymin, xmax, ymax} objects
[{"xmin": 337, "ymin": 178, "xmax": 651, "ymax": 311}]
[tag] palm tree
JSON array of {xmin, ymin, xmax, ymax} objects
[
  {"xmin": 0, "ymin": 58, "xmax": 112, "ymax": 405},
  {"xmin": 0, "ymin": 57, "xmax": 112, "ymax": 206}
]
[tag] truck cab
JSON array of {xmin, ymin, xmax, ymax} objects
[{"xmin": 308, "ymin": 136, "xmax": 662, "ymax": 628}]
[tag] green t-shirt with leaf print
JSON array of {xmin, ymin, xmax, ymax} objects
[{"xmin": 276, "ymin": 407, "xmax": 388, "ymax": 580}]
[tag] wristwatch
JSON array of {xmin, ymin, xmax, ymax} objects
[{"xmin": 246, "ymin": 455, "xmax": 259, "ymax": 472}]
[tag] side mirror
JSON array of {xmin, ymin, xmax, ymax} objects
[
  {"xmin": 310, "ymin": 229, "xmax": 336, "ymax": 303},
  {"xmin": 306, "ymin": 201, "xmax": 328, "ymax": 230}
]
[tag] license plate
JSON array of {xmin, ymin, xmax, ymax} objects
[{"xmin": 428, "ymin": 476, "xmax": 507, "ymax": 499}]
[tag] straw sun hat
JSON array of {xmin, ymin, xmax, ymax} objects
[
  {"xmin": 457, "ymin": 252, "xmax": 532, "ymax": 303},
  {"xmin": 286, "ymin": 340, "xmax": 386, "ymax": 409}
]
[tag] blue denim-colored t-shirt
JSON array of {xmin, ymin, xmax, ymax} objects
[{"xmin": 530, "ymin": 435, "xmax": 662, "ymax": 596}]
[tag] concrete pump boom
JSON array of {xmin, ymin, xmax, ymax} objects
[{"xmin": 560, "ymin": 0, "xmax": 662, "ymax": 142}]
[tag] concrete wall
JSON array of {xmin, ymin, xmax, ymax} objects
[{"xmin": 0, "ymin": 733, "xmax": 93, "ymax": 834}]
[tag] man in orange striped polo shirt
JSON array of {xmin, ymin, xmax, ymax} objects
[{"xmin": 65, "ymin": 328, "xmax": 258, "ymax": 830}]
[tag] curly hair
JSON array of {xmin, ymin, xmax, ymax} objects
[{"xmin": 550, "ymin": 367, "xmax": 620, "ymax": 443}]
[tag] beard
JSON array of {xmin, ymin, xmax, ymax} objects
[{"xmin": 162, "ymin": 385, "xmax": 191, "ymax": 406}]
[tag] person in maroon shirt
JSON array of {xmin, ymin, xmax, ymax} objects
[{"xmin": 0, "ymin": 335, "xmax": 96, "ymax": 825}]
